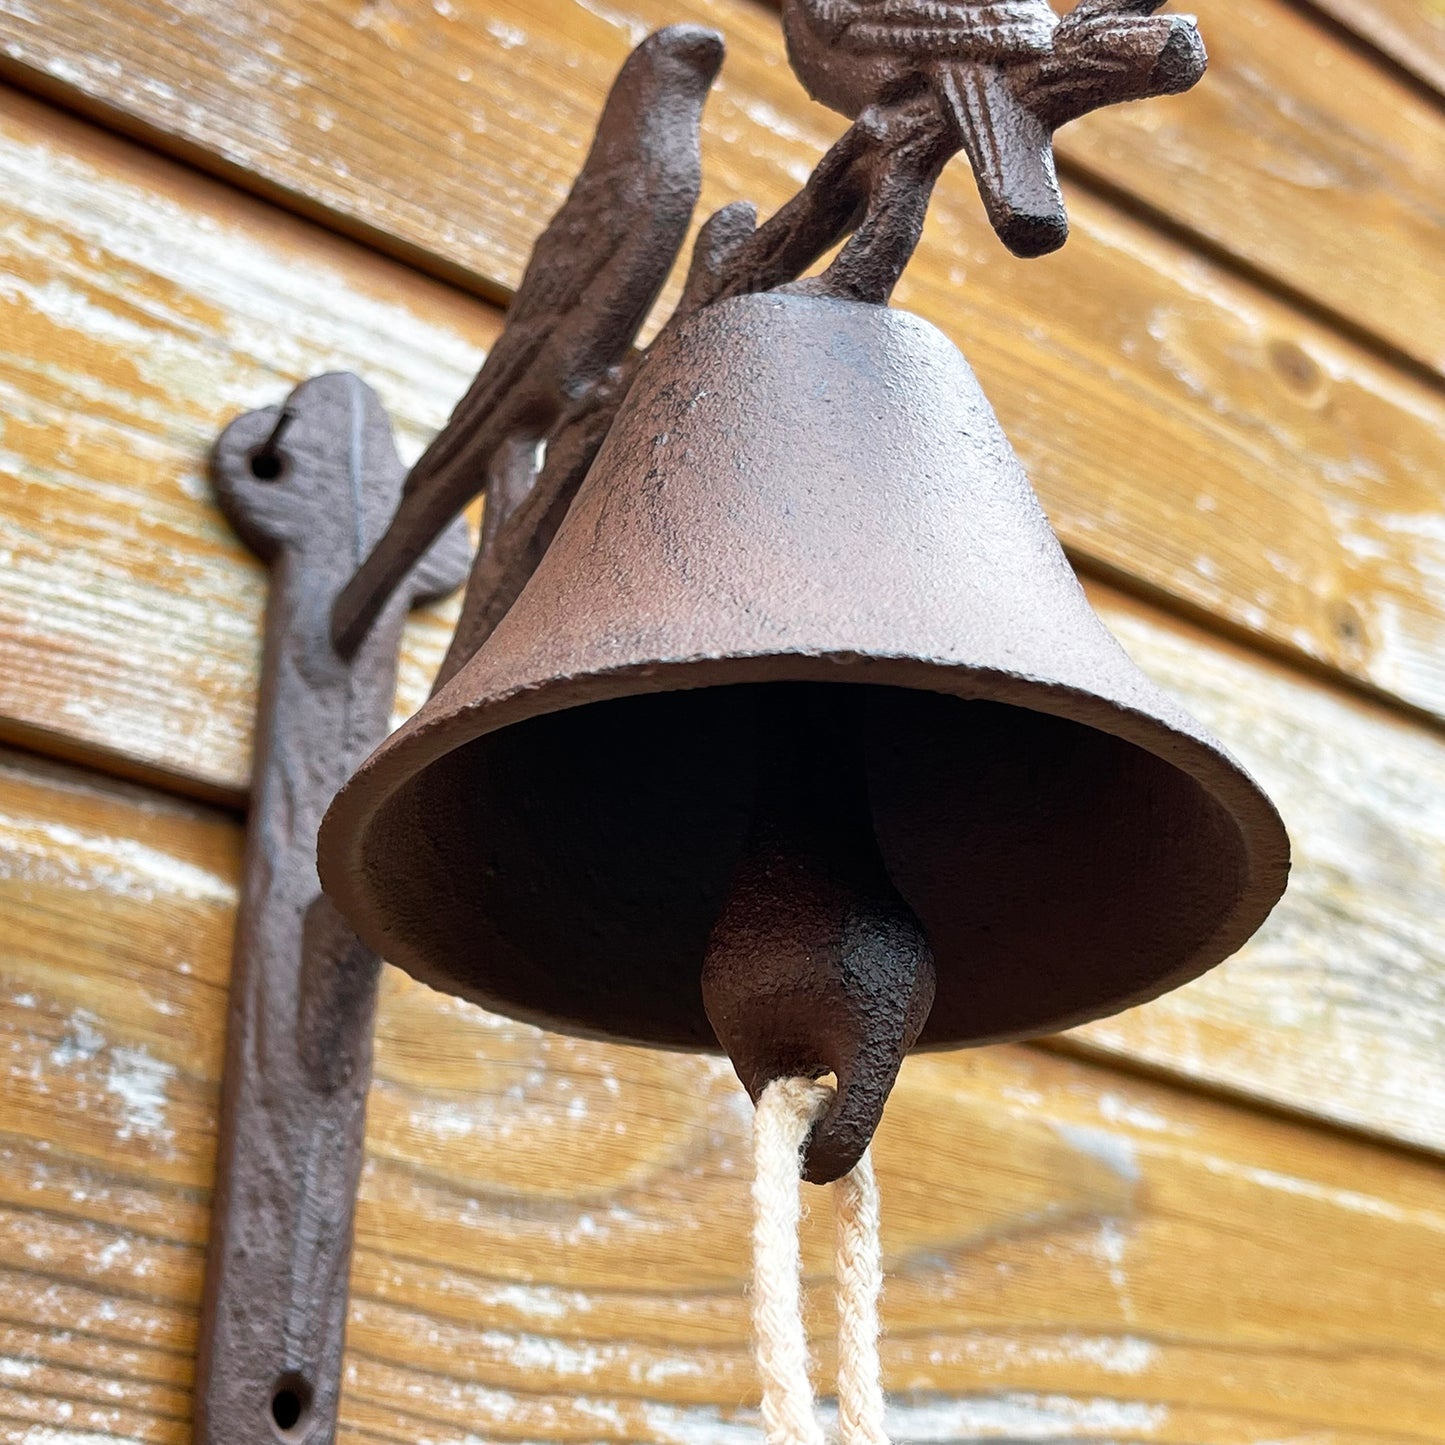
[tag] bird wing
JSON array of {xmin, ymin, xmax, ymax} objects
[
  {"xmin": 398, "ymin": 152, "xmax": 638, "ymax": 502},
  {"xmin": 332, "ymin": 26, "xmax": 722, "ymax": 656},
  {"xmin": 935, "ymin": 63, "xmax": 1068, "ymax": 257},
  {"xmin": 402, "ymin": 34, "xmax": 697, "ymax": 501},
  {"xmin": 807, "ymin": 0, "xmax": 1055, "ymax": 57}
]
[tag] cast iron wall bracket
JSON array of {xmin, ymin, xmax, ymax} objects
[{"xmin": 198, "ymin": 373, "xmax": 468, "ymax": 1445}]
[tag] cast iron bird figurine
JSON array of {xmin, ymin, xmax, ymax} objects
[
  {"xmin": 331, "ymin": 24, "xmax": 725, "ymax": 656},
  {"xmin": 781, "ymin": 0, "xmax": 1207, "ymax": 258}
]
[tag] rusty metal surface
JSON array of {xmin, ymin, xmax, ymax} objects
[
  {"xmin": 309, "ymin": 5, "xmax": 1259, "ymax": 1185},
  {"xmin": 200, "ymin": 374, "xmax": 468, "ymax": 1445},
  {"xmin": 318, "ymin": 294, "xmax": 1290, "ymax": 1180}
]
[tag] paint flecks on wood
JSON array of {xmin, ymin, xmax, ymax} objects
[
  {"xmin": 0, "ymin": 1, "xmax": 1442, "ymax": 1437},
  {"xmin": 322, "ymin": 578, "xmax": 1445, "ymax": 1175},
  {"xmin": 1072, "ymin": 588, "xmax": 1445, "ymax": 1153},
  {"xmin": 1051, "ymin": 0, "xmax": 1445, "ymax": 375},
  {"xmin": 0, "ymin": 78, "xmax": 1443, "ymax": 1154}
]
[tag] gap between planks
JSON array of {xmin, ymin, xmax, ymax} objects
[
  {"xmin": 2, "ymin": 84, "xmax": 1445, "ymax": 1161},
  {"xmin": 8, "ymin": 57, "xmax": 1445, "ymax": 739},
  {"xmin": 738, "ymin": 0, "xmax": 1445, "ymax": 400},
  {"xmin": 3, "ymin": 0, "xmax": 1442, "ymax": 419},
  {"xmin": 1287, "ymin": 0, "xmax": 1445, "ymax": 109},
  {"xmin": 3, "ymin": 756, "xmax": 1443, "ymax": 1441},
  {"xmin": 1056, "ymin": 161, "xmax": 1445, "ymax": 402},
  {"xmin": 6, "ymin": 11, "xmax": 1443, "ymax": 409},
  {"xmin": 2, "ymin": 0, "xmax": 1445, "ymax": 728},
  {"xmin": 0, "ymin": 64, "xmax": 523, "ymax": 317}
]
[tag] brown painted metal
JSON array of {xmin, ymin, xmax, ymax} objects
[
  {"xmin": 200, "ymin": 374, "xmax": 468, "ymax": 1445},
  {"xmin": 317, "ymin": 294, "xmax": 1291, "ymax": 1181},
  {"xmin": 184, "ymin": 2, "xmax": 1277, "ymax": 1426},
  {"xmin": 701, "ymin": 686, "xmax": 938, "ymax": 1184}
]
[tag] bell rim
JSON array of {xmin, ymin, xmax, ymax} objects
[{"xmin": 319, "ymin": 647, "xmax": 1290, "ymax": 1050}]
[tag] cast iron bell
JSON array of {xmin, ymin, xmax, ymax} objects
[{"xmin": 318, "ymin": 292, "xmax": 1289, "ymax": 1181}]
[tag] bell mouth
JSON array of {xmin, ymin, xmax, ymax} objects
[{"xmin": 319, "ymin": 661, "xmax": 1289, "ymax": 1053}]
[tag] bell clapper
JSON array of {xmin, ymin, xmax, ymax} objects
[{"xmin": 701, "ymin": 685, "xmax": 936, "ymax": 1186}]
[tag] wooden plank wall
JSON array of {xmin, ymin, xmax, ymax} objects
[{"xmin": 0, "ymin": 1, "xmax": 1442, "ymax": 1441}]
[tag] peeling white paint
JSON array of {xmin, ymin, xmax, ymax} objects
[
  {"xmin": 568, "ymin": 0, "xmax": 650, "ymax": 45},
  {"xmin": 484, "ymin": 17, "xmax": 527, "ymax": 49},
  {"xmin": 1197, "ymin": 1154, "xmax": 1445, "ymax": 1231},
  {"xmin": 482, "ymin": 1282, "xmax": 588, "ymax": 1322},
  {"xmin": 0, "ymin": 814, "xmax": 234, "ymax": 905},
  {"xmin": 0, "ymin": 112, "xmax": 485, "ymax": 502},
  {"xmin": 95, "ymin": 1238, "xmax": 129, "ymax": 1270},
  {"xmin": 1077, "ymin": 597, "xmax": 1445, "ymax": 1153},
  {"xmin": 637, "ymin": 1404, "xmax": 758, "ymax": 1445},
  {"xmin": 882, "ymin": 1392, "xmax": 1169, "ymax": 1439},
  {"xmin": 20, "ymin": 1432, "xmax": 145, "ymax": 1445},
  {"xmin": 1096, "ymin": 1093, "xmax": 1175, "ymax": 1135},
  {"xmin": 735, "ymin": 96, "xmax": 815, "ymax": 149},
  {"xmin": 927, "ymin": 1333, "xmax": 1159, "ymax": 1379},
  {"xmin": 50, "ymin": 1012, "xmax": 104, "ymax": 1069},
  {"xmin": 1090, "ymin": 1220, "xmax": 1136, "ymax": 1322},
  {"xmin": 39, "ymin": 1009, "xmax": 176, "ymax": 1148},
  {"xmin": 1053, "ymin": 1124, "xmax": 1141, "ymax": 1184},
  {"xmin": 105, "ymin": 1044, "xmax": 175, "ymax": 1143},
  {"xmin": 636, "ymin": 1392, "xmax": 1171, "ymax": 1445}
]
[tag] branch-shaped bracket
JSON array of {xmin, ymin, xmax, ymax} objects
[{"xmin": 197, "ymin": 374, "xmax": 469, "ymax": 1445}]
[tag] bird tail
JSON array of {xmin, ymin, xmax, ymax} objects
[
  {"xmin": 933, "ymin": 64, "xmax": 1068, "ymax": 259},
  {"xmin": 332, "ymin": 460, "xmax": 474, "ymax": 656}
]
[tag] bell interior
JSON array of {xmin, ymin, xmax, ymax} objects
[{"xmin": 359, "ymin": 679, "xmax": 1250, "ymax": 1050}]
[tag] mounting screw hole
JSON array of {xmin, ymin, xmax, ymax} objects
[
  {"xmin": 270, "ymin": 1373, "xmax": 313, "ymax": 1439},
  {"xmin": 249, "ymin": 448, "xmax": 287, "ymax": 482}
]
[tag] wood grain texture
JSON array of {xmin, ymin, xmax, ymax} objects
[
  {"xmin": 0, "ymin": 90, "xmax": 498, "ymax": 800},
  {"xmin": 3, "ymin": 80, "xmax": 1445, "ymax": 747},
  {"xmin": 1304, "ymin": 0, "xmax": 1445, "ymax": 100},
  {"xmin": 1044, "ymin": 0, "xmax": 1445, "ymax": 375},
  {"xmin": 1, "ymin": 748, "xmax": 1443, "ymax": 1445}
]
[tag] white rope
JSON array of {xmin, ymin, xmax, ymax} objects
[
  {"xmin": 750, "ymin": 1079, "xmax": 891, "ymax": 1445},
  {"xmin": 751, "ymin": 1079, "xmax": 830, "ymax": 1445},
  {"xmin": 834, "ymin": 1143, "xmax": 888, "ymax": 1445}
]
